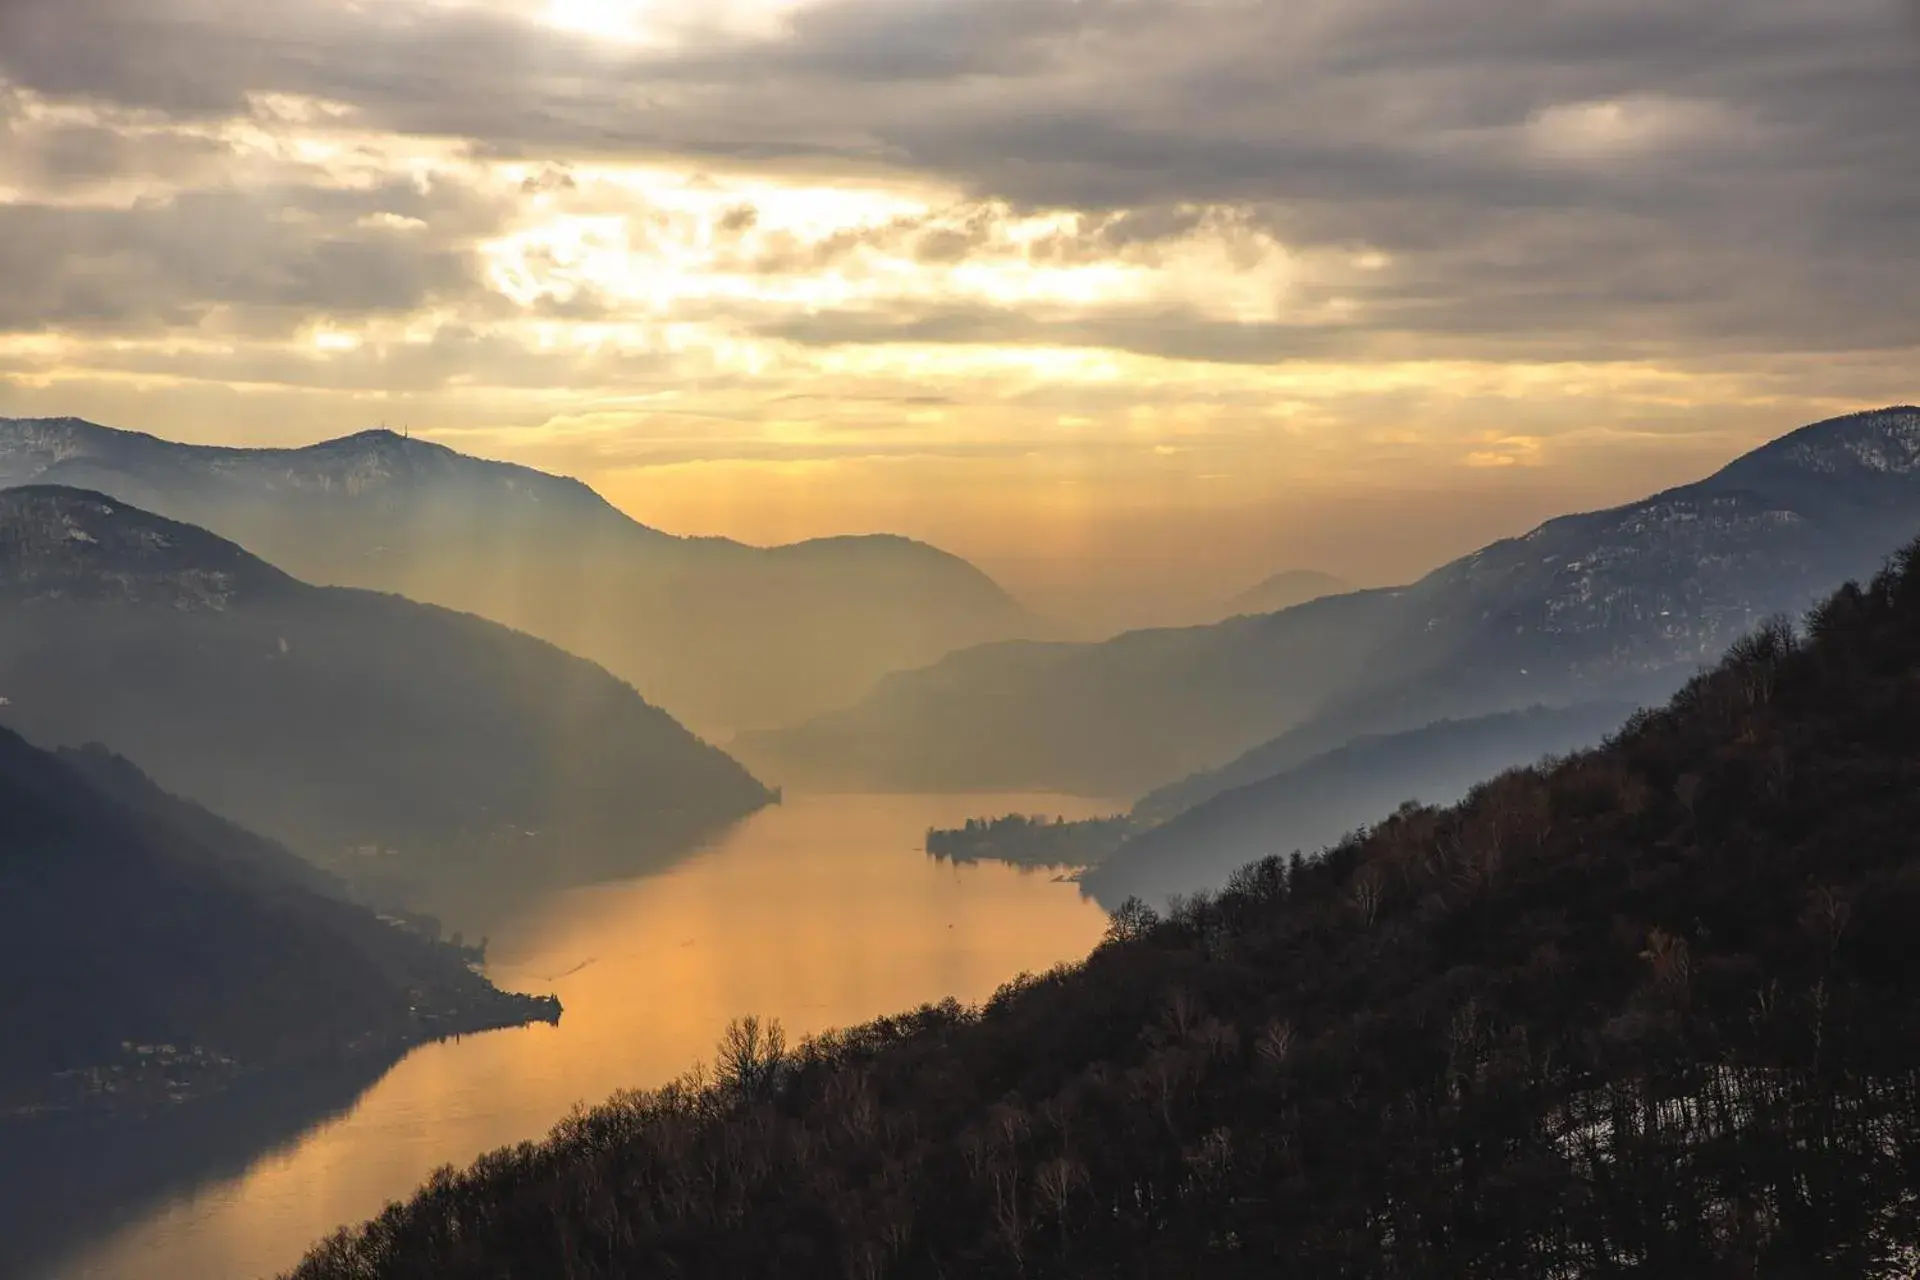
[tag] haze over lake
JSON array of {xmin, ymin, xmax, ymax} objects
[
  {"xmin": 25, "ymin": 793, "xmax": 1109, "ymax": 1280},
  {"xmin": 3, "ymin": 0, "xmax": 1916, "ymax": 1260}
]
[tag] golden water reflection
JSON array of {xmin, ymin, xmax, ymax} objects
[{"xmin": 58, "ymin": 792, "xmax": 1113, "ymax": 1280}]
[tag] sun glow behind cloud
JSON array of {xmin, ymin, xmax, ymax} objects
[
  {"xmin": 2, "ymin": 0, "xmax": 1915, "ymax": 621},
  {"xmin": 481, "ymin": 169, "xmax": 1301, "ymax": 318},
  {"xmin": 533, "ymin": 0, "xmax": 810, "ymax": 43}
]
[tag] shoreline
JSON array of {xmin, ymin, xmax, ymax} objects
[{"xmin": 5, "ymin": 990, "xmax": 563, "ymax": 1126}]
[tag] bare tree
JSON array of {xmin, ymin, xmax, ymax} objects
[{"xmin": 715, "ymin": 1015, "xmax": 788, "ymax": 1101}]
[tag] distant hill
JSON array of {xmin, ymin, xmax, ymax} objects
[
  {"xmin": 287, "ymin": 534, "xmax": 1920, "ymax": 1280},
  {"xmin": 0, "ymin": 419, "xmax": 1036, "ymax": 734},
  {"xmin": 1081, "ymin": 703, "xmax": 1633, "ymax": 908},
  {"xmin": 1219, "ymin": 568, "xmax": 1351, "ymax": 618},
  {"xmin": 0, "ymin": 728, "xmax": 553, "ymax": 1117},
  {"xmin": 734, "ymin": 591, "xmax": 1396, "ymax": 793},
  {"xmin": 744, "ymin": 406, "xmax": 1920, "ymax": 796},
  {"xmin": 0, "ymin": 487, "xmax": 772, "ymax": 916}
]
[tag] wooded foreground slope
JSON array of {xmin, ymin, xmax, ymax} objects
[{"xmin": 291, "ymin": 544, "xmax": 1920, "ymax": 1278}]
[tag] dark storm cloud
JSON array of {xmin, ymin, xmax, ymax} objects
[{"xmin": 0, "ymin": 0, "xmax": 1917, "ymax": 359}]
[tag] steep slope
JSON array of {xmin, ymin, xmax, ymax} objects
[
  {"xmin": 1134, "ymin": 714, "xmax": 1393, "ymax": 824},
  {"xmin": 1082, "ymin": 703, "xmax": 1633, "ymax": 908},
  {"xmin": 1289, "ymin": 404, "xmax": 1920, "ymax": 743},
  {"xmin": 746, "ymin": 406, "xmax": 1920, "ymax": 796},
  {"xmin": 0, "ymin": 418, "xmax": 1035, "ymax": 732},
  {"xmin": 1219, "ymin": 568, "xmax": 1351, "ymax": 618},
  {"xmin": 734, "ymin": 589, "xmax": 1402, "ymax": 793},
  {"xmin": 288, "ymin": 540, "xmax": 1920, "ymax": 1280},
  {"xmin": 56, "ymin": 741, "xmax": 346, "ymax": 901},
  {"xmin": 0, "ymin": 487, "xmax": 772, "ymax": 914},
  {"xmin": 0, "ymin": 729, "xmax": 553, "ymax": 1116}
]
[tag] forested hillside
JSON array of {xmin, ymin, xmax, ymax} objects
[{"xmin": 288, "ymin": 541, "xmax": 1920, "ymax": 1278}]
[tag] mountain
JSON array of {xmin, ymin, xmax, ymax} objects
[
  {"xmin": 1081, "ymin": 702, "xmax": 1633, "ymax": 908},
  {"xmin": 0, "ymin": 728, "xmax": 554, "ymax": 1117},
  {"xmin": 743, "ymin": 406, "xmax": 1920, "ymax": 796},
  {"xmin": 1219, "ymin": 568, "xmax": 1351, "ymax": 618},
  {"xmin": 286, "ymin": 540, "xmax": 1920, "ymax": 1279},
  {"xmin": 0, "ymin": 487, "xmax": 772, "ymax": 916},
  {"xmin": 735, "ymin": 589, "xmax": 1398, "ymax": 794},
  {"xmin": 0, "ymin": 418, "xmax": 1035, "ymax": 734}
]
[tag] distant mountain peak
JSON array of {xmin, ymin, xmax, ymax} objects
[
  {"xmin": 0, "ymin": 485, "xmax": 289, "ymax": 609},
  {"xmin": 1722, "ymin": 404, "xmax": 1920, "ymax": 481},
  {"xmin": 335, "ymin": 426, "xmax": 407, "ymax": 444},
  {"xmin": 293, "ymin": 426, "xmax": 434, "ymax": 461},
  {"xmin": 0, "ymin": 415, "xmax": 112, "ymax": 468},
  {"xmin": 1224, "ymin": 568, "xmax": 1352, "ymax": 618},
  {"xmin": 0, "ymin": 414, "xmax": 1039, "ymax": 731},
  {"xmin": 0, "ymin": 415, "xmax": 628, "ymax": 518}
]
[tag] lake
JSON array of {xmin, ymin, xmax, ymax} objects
[{"xmin": 30, "ymin": 792, "xmax": 1114, "ymax": 1280}]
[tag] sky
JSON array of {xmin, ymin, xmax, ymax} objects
[{"xmin": 0, "ymin": 0, "xmax": 1916, "ymax": 626}]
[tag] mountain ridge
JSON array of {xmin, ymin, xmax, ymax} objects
[
  {"xmin": 0, "ymin": 483, "xmax": 297, "ymax": 608},
  {"xmin": 743, "ymin": 405, "xmax": 1920, "ymax": 797},
  {"xmin": 0, "ymin": 417, "xmax": 1038, "ymax": 732},
  {"xmin": 1, "ymin": 419, "xmax": 648, "ymax": 536},
  {"xmin": 1220, "ymin": 568, "xmax": 1352, "ymax": 618},
  {"xmin": 1081, "ymin": 701, "xmax": 1635, "ymax": 908},
  {"xmin": 0, "ymin": 485, "xmax": 773, "ymax": 925}
]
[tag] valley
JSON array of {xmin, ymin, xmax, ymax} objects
[
  {"xmin": 6, "ymin": 407, "xmax": 1920, "ymax": 1279},
  {"xmin": 3, "ymin": 0, "xmax": 1915, "ymax": 1266}
]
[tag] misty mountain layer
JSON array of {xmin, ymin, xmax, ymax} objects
[
  {"xmin": 0, "ymin": 729, "xmax": 552, "ymax": 1116},
  {"xmin": 744, "ymin": 406, "xmax": 1920, "ymax": 796},
  {"xmin": 0, "ymin": 419, "xmax": 1035, "ymax": 734},
  {"xmin": 0, "ymin": 487, "xmax": 772, "ymax": 910},
  {"xmin": 1080, "ymin": 703, "xmax": 1633, "ymax": 909},
  {"xmin": 1218, "ymin": 568, "xmax": 1352, "ymax": 619}
]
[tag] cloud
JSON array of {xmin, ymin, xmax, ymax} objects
[
  {"xmin": 0, "ymin": 188, "xmax": 497, "ymax": 335},
  {"xmin": 1464, "ymin": 434, "xmax": 1545, "ymax": 469},
  {"xmin": 0, "ymin": 86, "xmax": 515, "ymax": 336},
  {"xmin": 0, "ymin": 0, "xmax": 1911, "ymax": 361}
]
